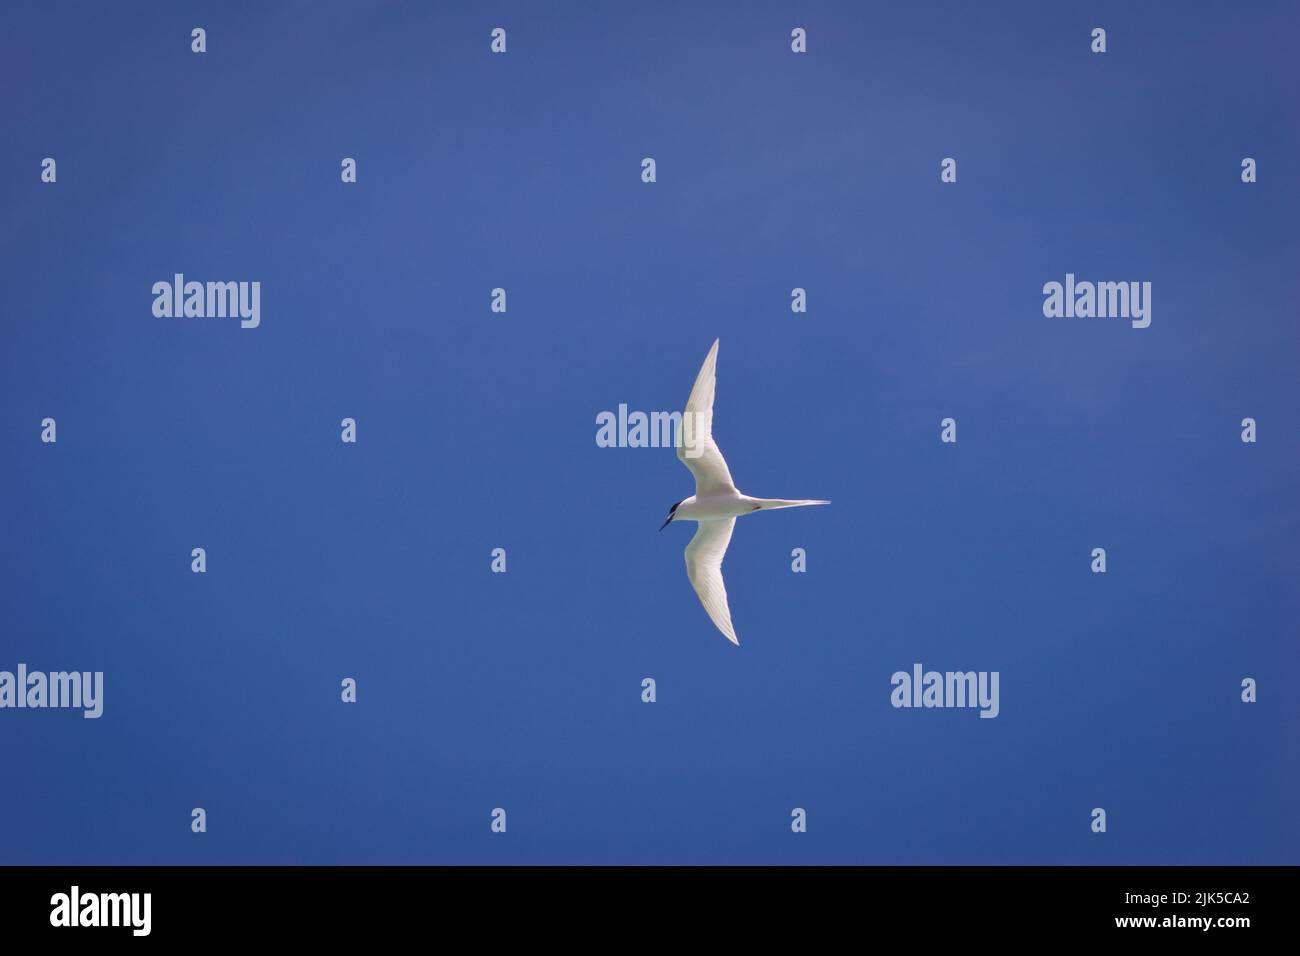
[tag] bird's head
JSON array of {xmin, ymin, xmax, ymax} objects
[{"xmin": 659, "ymin": 500, "xmax": 682, "ymax": 531}]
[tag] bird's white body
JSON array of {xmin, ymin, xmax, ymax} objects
[
  {"xmin": 674, "ymin": 493, "xmax": 757, "ymax": 521},
  {"xmin": 674, "ymin": 493, "xmax": 821, "ymax": 522},
  {"xmin": 662, "ymin": 339, "xmax": 829, "ymax": 645}
]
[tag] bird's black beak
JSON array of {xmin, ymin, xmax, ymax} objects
[{"xmin": 659, "ymin": 515, "xmax": 673, "ymax": 531}]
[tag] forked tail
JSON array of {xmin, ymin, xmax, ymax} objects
[{"xmin": 752, "ymin": 498, "xmax": 831, "ymax": 510}]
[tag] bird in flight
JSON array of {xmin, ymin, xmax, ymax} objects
[{"xmin": 660, "ymin": 339, "xmax": 829, "ymax": 645}]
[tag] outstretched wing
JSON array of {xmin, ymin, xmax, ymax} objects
[
  {"xmin": 684, "ymin": 518, "xmax": 738, "ymax": 645},
  {"xmin": 677, "ymin": 339, "xmax": 736, "ymax": 495}
]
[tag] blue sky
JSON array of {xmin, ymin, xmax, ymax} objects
[{"xmin": 1, "ymin": 0, "xmax": 1296, "ymax": 864}]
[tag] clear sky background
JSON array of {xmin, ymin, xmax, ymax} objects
[{"xmin": 2, "ymin": 1, "xmax": 1296, "ymax": 864}]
